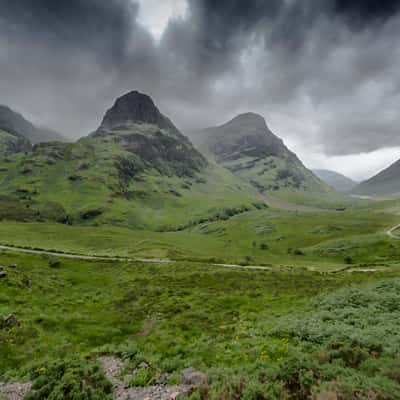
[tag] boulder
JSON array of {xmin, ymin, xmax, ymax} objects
[
  {"xmin": 1, "ymin": 314, "xmax": 20, "ymax": 329},
  {"xmin": 181, "ymin": 368, "xmax": 206, "ymax": 386}
]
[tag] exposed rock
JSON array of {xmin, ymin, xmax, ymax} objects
[
  {"xmin": 0, "ymin": 382, "xmax": 32, "ymax": 400},
  {"xmin": 99, "ymin": 357, "xmax": 194, "ymax": 400},
  {"xmin": 1, "ymin": 315, "xmax": 20, "ymax": 329},
  {"xmin": 191, "ymin": 112, "xmax": 329, "ymax": 194},
  {"xmin": 93, "ymin": 91, "xmax": 207, "ymax": 178},
  {"xmin": 99, "ymin": 91, "xmax": 178, "ymax": 133},
  {"xmin": 181, "ymin": 368, "xmax": 206, "ymax": 386},
  {"xmin": 316, "ymin": 390, "xmax": 338, "ymax": 400},
  {"xmin": 0, "ymin": 271, "xmax": 7, "ymax": 278}
]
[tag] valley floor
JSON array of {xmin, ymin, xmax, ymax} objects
[{"xmin": 1, "ymin": 198, "xmax": 400, "ymax": 399}]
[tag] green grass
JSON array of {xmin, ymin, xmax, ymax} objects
[
  {"xmin": 0, "ymin": 199, "xmax": 398, "ymax": 269},
  {"xmin": 1, "ymin": 251, "xmax": 399, "ymax": 398},
  {"xmin": 0, "ymin": 136, "xmax": 260, "ymax": 230}
]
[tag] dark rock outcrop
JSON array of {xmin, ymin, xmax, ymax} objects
[
  {"xmin": 94, "ymin": 91, "xmax": 208, "ymax": 177},
  {"xmin": 198, "ymin": 113, "xmax": 289, "ymax": 163},
  {"xmin": 99, "ymin": 91, "xmax": 177, "ymax": 133}
]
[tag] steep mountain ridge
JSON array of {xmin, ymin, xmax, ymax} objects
[
  {"xmin": 0, "ymin": 105, "xmax": 64, "ymax": 149},
  {"xmin": 0, "ymin": 92, "xmax": 260, "ymax": 229},
  {"xmin": 191, "ymin": 113, "xmax": 330, "ymax": 196},
  {"xmin": 352, "ymin": 158, "xmax": 400, "ymax": 197},
  {"xmin": 92, "ymin": 91, "xmax": 207, "ymax": 177},
  {"xmin": 313, "ymin": 169, "xmax": 357, "ymax": 193}
]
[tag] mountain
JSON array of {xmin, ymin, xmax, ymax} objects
[
  {"xmin": 0, "ymin": 105, "xmax": 64, "ymax": 151},
  {"xmin": 190, "ymin": 113, "xmax": 331, "ymax": 200},
  {"xmin": 92, "ymin": 91, "xmax": 207, "ymax": 177},
  {"xmin": 0, "ymin": 92, "xmax": 261, "ymax": 229},
  {"xmin": 352, "ymin": 158, "xmax": 400, "ymax": 197},
  {"xmin": 313, "ymin": 169, "xmax": 357, "ymax": 193}
]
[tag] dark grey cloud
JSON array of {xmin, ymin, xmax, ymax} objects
[
  {"xmin": 0, "ymin": 0, "xmax": 134, "ymax": 60},
  {"xmin": 0, "ymin": 0, "xmax": 399, "ymax": 164}
]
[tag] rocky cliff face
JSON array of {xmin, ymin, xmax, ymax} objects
[
  {"xmin": 99, "ymin": 91, "xmax": 178, "ymax": 134},
  {"xmin": 93, "ymin": 91, "xmax": 207, "ymax": 177},
  {"xmin": 199, "ymin": 113, "xmax": 288, "ymax": 163}
]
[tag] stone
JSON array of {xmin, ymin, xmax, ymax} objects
[
  {"xmin": 156, "ymin": 373, "xmax": 172, "ymax": 385},
  {"xmin": 0, "ymin": 271, "xmax": 7, "ymax": 278},
  {"xmin": 99, "ymin": 91, "xmax": 177, "ymax": 132},
  {"xmin": 181, "ymin": 368, "xmax": 206, "ymax": 386},
  {"xmin": 2, "ymin": 314, "xmax": 20, "ymax": 329}
]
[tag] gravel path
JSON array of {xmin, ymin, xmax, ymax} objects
[
  {"xmin": 0, "ymin": 382, "xmax": 32, "ymax": 400},
  {"xmin": 387, "ymin": 224, "xmax": 400, "ymax": 239},
  {"xmin": 0, "ymin": 244, "xmax": 271, "ymax": 271},
  {"xmin": 99, "ymin": 357, "xmax": 193, "ymax": 400}
]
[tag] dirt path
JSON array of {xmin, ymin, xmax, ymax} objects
[
  {"xmin": 0, "ymin": 244, "xmax": 271, "ymax": 271},
  {"xmin": 0, "ymin": 244, "xmax": 172, "ymax": 263},
  {"xmin": 387, "ymin": 224, "xmax": 400, "ymax": 239}
]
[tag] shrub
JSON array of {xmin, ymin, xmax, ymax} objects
[
  {"xmin": 25, "ymin": 357, "xmax": 112, "ymax": 400},
  {"xmin": 130, "ymin": 367, "xmax": 156, "ymax": 387},
  {"xmin": 344, "ymin": 256, "xmax": 353, "ymax": 264},
  {"xmin": 293, "ymin": 249, "xmax": 304, "ymax": 256},
  {"xmin": 49, "ymin": 260, "xmax": 61, "ymax": 269}
]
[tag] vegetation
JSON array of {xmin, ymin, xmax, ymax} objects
[{"xmin": 1, "ymin": 248, "xmax": 399, "ymax": 399}]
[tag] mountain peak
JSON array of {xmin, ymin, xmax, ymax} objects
[
  {"xmin": 222, "ymin": 112, "xmax": 268, "ymax": 131},
  {"xmin": 230, "ymin": 112, "xmax": 266, "ymax": 124},
  {"xmin": 99, "ymin": 91, "xmax": 176, "ymax": 131}
]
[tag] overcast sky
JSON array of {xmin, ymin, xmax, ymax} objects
[{"xmin": 0, "ymin": 0, "xmax": 399, "ymax": 180}]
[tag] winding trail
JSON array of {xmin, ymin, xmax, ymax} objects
[
  {"xmin": 387, "ymin": 224, "xmax": 400, "ymax": 239},
  {"xmin": 0, "ymin": 244, "xmax": 271, "ymax": 271}
]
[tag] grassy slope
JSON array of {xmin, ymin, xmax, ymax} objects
[
  {"xmin": 1, "ymin": 251, "xmax": 400, "ymax": 398},
  {"xmin": 192, "ymin": 122, "xmax": 340, "ymax": 209},
  {"xmin": 0, "ymin": 137, "xmax": 260, "ymax": 230}
]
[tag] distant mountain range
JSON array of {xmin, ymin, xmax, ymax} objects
[
  {"xmin": 0, "ymin": 105, "xmax": 65, "ymax": 153},
  {"xmin": 313, "ymin": 169, "xmax": 357, "ymax": 193},
  {"xmin": 352, "ymin": 159, "xmax": 400, "ymax": 197}
]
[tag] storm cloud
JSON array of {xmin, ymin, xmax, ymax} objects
[{"xmin": 0, "ymin": 0, "xmax": 399, "ymax": 178}]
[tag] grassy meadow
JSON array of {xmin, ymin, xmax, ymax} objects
[{"xmin": 1, "ymin": 196, "xmax": 400, "ymax": 398}]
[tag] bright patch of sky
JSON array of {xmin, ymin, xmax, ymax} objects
[
  {"xmin": 301, "ymin": 147, "xmax": 400, "ymax": 181},
  {"xmin": 136, "ymin": 0, "xmax": 188, "ymax": 40}
]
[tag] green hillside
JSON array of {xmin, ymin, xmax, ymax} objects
[
  {"xmin": 0, "ymin": 92, "xmax": 262, "ymax": 230},
  {"xmin": 190, "ymin": 113, "xmax": 338, "ymax": 207},
  {"xmin": 0, "ymin": 128, "xmax": 31, "ymax": 155}
]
